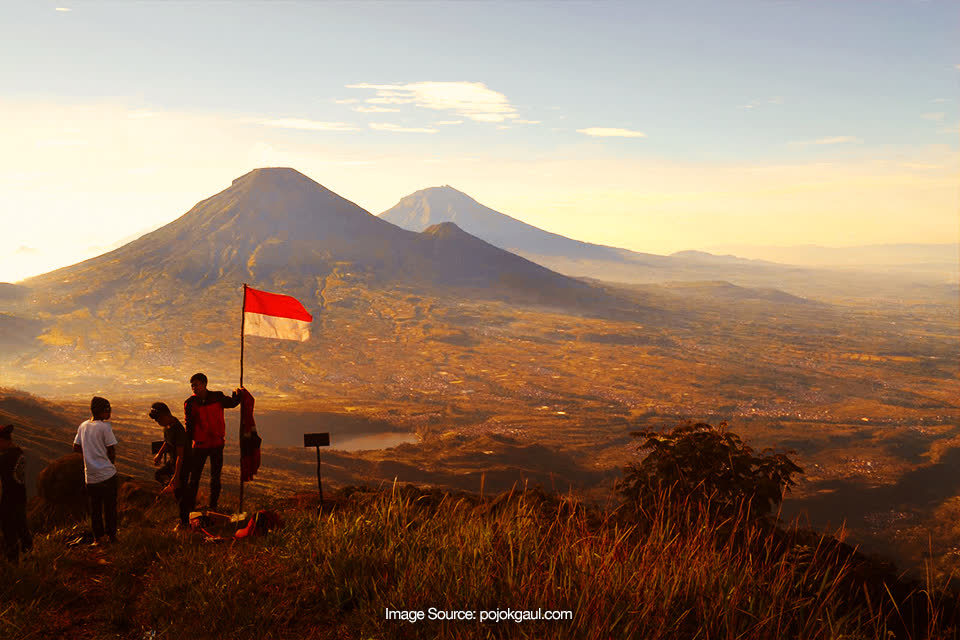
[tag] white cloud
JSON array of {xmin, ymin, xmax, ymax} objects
[
  {"xmin": 514, "ymin": 119, "xmax": 541, "ymax": 125},
  {"xmin": 55, "ymin": 7, "xmax": 71, "ymax": 12},
  {"xmin": 347, "ymin": 81, "xmax": 519, "ymax": 123},
  {"xmin": 333, "ymin": 98, "xmax": 358, "ymax": 104},
  {"xmin": 577, "ymin": 127, "xmax": 647, "ymax": 138},
  {"xmin": 437, "ymin": 120, "xmax": 464, "ymax": 125},
  {"xmin": 260, "ymin": 118, "xmax": 359, "ymax": 132},
  {"xmin": 353, "ymin": 105, "xmax": 401, "ymax": 113},
  {"xmin": 738, "ymin": 97, "xmax": 783, "ymax": 110},
  {"xmin": 789, "ymin": 136, "xmax": 860, "ymax": 147},
  {"xmin": 922, "ymin": 112, "xmax": 946, "ymax": 122},
  {"xmin": 369, "ymin": 122, "xmax": 438, "ymax": 134},
  {"xmin": 15, "ymin": 245, "xmax": 39, "ymax": 255},
  {"xmin": 932, "ymin": 98, "xmax": 949, "ymax": 103}
]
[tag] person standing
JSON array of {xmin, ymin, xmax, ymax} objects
[
  {"xmin": 0, "ymin": 424, "xmax": 32, "ymax": 562},
  {"xmin": 149, "ymin": 402, "xmax": 191, "ymax": 530},
  {"xmin": 74, "ymin": 396, "xmax": 118, "ymax": 545},
  {"xmin": 183, "ymin": 373, "xmax": 240, "ymax": 513}
]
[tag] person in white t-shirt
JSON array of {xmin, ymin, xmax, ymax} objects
[{"xmin": 73, "ymin": 396, "xmax": 119, "ymax": 545}]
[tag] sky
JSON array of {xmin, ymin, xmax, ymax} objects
[{"xmin": 1, "ymin": 1, "xmax": 957, "ymax": 283}]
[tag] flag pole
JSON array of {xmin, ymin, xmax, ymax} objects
[{"xmin": 239, "ymin": 283, "xmax": 247, "ymax": 514}]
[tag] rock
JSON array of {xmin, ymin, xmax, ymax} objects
[{"xmin": 36, "ymin": 453, "xmax": 86, "ymax": 504}]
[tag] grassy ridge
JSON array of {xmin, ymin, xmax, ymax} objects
[{"xmin": 1, "ymin": 484, "xmax": 955, "ymax": 639}]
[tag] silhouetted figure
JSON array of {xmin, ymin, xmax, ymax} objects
[
  {"xmin": 74, "ymin": 397, "xmax": 118, "ymax": 545},
  {"xmin": 184, "ymin": 373, "xmax": 240, "ymax": 513},
  {"xmin": 0, "ymin": 424, "xmax": 32, "ymax": 562},
  {"xmin": 149, "ymin": 402, "xmax": 191, "ymax": 530}
]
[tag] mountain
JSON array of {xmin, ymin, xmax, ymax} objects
[
  {"xmin": 380, "ymin": 187, "xmax": 959, "ymax": 303},
  {"xmin": 2, "ymin": 168, "xmax": 637, "ymax": 393},
  {"xmin": 381, "ymin": 185, "xmax": 648, "ymax": 262},
  {"xmin": 24, "ymin": 168, "xmax": 612, "ymax": 309}
]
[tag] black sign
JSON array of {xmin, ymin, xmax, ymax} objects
[{"xmin": 303, "ymin": 433, "xmax": 330, "ymax": 448}]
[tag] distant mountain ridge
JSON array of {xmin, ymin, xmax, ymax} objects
[{"xmin": 380, "ymin": 186, "xmax": 958, "ymax": 301}]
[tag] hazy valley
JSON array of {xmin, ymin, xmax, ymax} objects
[{"xmin": 2, "ymin": 167, "xmax": 958, "ymax": 577}]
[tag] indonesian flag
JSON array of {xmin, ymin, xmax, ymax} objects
[{"xmin": 243, "ymin": 287, "xmax": 313, "ymax": 342}]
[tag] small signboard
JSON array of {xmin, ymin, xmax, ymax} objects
[{"xmin": 304, "ymin": 432, "xmax": 331, "ymax": 510}]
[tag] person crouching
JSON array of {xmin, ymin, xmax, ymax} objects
[{"xmin": 149, "ymin": 402, "xmax": 191, "ymax": 531}]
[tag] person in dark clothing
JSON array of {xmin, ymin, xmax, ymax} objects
[
  {"xmin": 149, "ymin": 402, "xmax": 191, "ymax": 530},
  {"xmin": 0, "ymin": 424, "xmax": 32, "ymax": 562},
  {"xmin": 184, "ymin": 373, "xmax": 240, "ymax": 513}
]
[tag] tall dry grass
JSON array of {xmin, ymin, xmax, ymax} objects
[{"xmin": 1, "ymin": 484, "xmax": 955, "ymax": 639}]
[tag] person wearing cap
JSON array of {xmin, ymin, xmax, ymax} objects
[
  {"xmin": 149, "ymin": 402, "xmax": 191, "ymax": 530},
  {"xmin": 183, "ymin": 373, "xmax": 240, "ymax": 513},
  {"xmin": 74, "ymin": 396, "xmax": 119, "ymax": 545},
  {"xmin": 0, "ymin": 424, "xmax": 32, "ymax": 562}
]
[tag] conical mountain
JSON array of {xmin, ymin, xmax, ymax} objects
[
  {"xmin": 23, "ymin": 168, "xmax": 615, "ymax": 312},
  {"xmin": 380, "ymin": 185, "xmax": 660, "ymax": 262},
  {"xmin": 28, "ymin": 168, "xmax": 417, "ymax": 295}
]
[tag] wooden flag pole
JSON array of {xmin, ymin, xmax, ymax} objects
[{"xmin": 239, "ymin": 283, "xmax": 247, "ymax": 514}]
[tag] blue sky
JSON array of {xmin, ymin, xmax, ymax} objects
[{"xmin": 1, "ymin": 1, "xmax": 957, "ymax": 281}]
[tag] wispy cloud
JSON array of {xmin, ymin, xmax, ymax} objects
[
  {"xmin": 514, "ymin": 119, "xmax": 541, "ymax": 125},
  {"xmin": 437, "ymin": 120, "xmax": 464, "ymax": 125},
  {"xmin": 922, "ymin": 112, "xmax": 946, "ymax": 122},
  {"xmin": 932, "ymin": 98, "xmax": 949, "ymax": 103},
  {"xmin": 15, "ymin": 245, "xmax": 39, "ymax": 255},
  {"xmin": 577, "ymin": 127, "xmax": 647, "ymax": 138},
  {"xmin": 55, "ymin": 7, "xmax": 71, "ymax": 12},
  {"xmin": 899, "ymin": 162, "xmax": 945, "ymax": 170},
  {"xmin": 334, "ymin": 98, "xmax": 358, "ymax": 105},
  {"xmin": 789, "ymin": 136, "xmax": 859, "ymax": 147},
  {"xmin": 260, "ymin": 118, "xmax": 359, "ymax": 132},
  {"xmin": 353, "ymin": 105, "xmax": 400, "ymax": 113},
  {"xmin": 369, "ymin": 122, "xmax": 438, "ymax": 134},
  {"xmin": 738, "ymin": 96, "xmax": 784, "ymax": 110},
  {"xmin": 35, "ymin": 139, "xmax": 88, "ymax": 147},
  {"xmin": 347, "ymin": 81, "xmax": 520, "ymax": 123}
]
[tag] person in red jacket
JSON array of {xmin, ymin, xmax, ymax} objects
[{"xmin": 184, "ymin": 373, "xmax": 240, "ymax": 513}]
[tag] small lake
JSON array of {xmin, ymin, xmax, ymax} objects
[{"xmin": 247, "ymin": 411, "xmax": 418, "ymax": 451}]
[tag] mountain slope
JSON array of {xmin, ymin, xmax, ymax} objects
[
  {"xmin": 24, "ymin": 168, "xmax": 621, "ymax": 310},
  {"xmin": 381, "ymin": 185, "xmax": 646, "ymax": 262},
  {"xmin": 3, "ymin": 168, "xmax": 643, "ymax": 392}
]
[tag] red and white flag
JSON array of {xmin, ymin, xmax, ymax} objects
[{"xmin": 243, "ymin": 287, "xmax": 313, "ymax": 342}]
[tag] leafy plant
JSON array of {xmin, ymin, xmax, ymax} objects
[{"xmin": 620, "ymin": 421, "xmax": 803, "ymax": 517}]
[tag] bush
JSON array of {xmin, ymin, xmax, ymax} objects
[{"xmin": 620, "ymin": 421, "xmax": 802, "ymax": 518}]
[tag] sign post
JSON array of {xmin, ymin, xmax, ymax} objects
[{"xmin": 303, "ymin": 432, "xmax": 330, "ymax": 512}]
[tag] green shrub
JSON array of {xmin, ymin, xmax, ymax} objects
[{"xmin": 620, "ymin": 421, "xmax": 803, "ymax": 518}]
